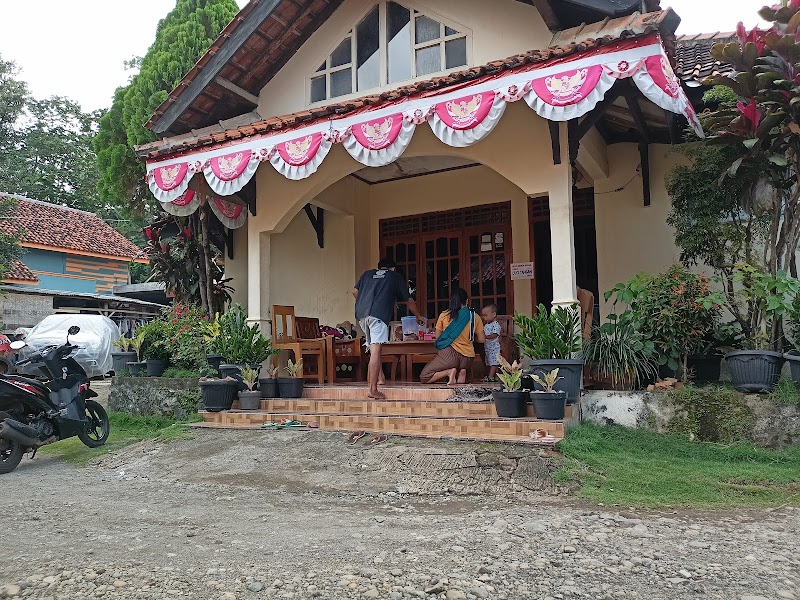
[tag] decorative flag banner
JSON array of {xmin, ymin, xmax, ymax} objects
[
  {"xmin": 203, "ymin": 149, "xmax": 259, "ymax": 196},
  {"xmin": 148, "ymin": 161, "xmax": 195, "ymax": 202},
  {"xmin": 343, "ymin": 114, "xmax": 416, "ymax": 167},
  {"xmin": 159, "ymin": 189, "xmax": 201, "ymax": 217},
  {"xmin": 269, "ymin": 132, "xmax": 333, "ymax": 180},
  {"xmin": 429, "ymin": 91, "xmax": 507, "ymax": 147},
  {"xmin": 144, "ymin": 36, "xmax": 704, "ymax": 201},
  {"xmin": 525, "ymin": 64, "xmax": 616, "ymax": 121},
  {"xmin": 208, "ymin": 196, "xmax": 248, "ymax": 229}
]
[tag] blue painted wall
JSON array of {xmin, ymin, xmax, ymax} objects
[{"xmin": 19, "ymin": 248, "xmax": 130, "ymax": 295}]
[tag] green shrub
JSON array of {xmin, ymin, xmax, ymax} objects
[
  {"xmin": 162, "ymin": 367, "xmax": 201, "ymax": 379},
  {"xmin": 213, "ymin": 304, "xmax": 277, "ymax": 365}
]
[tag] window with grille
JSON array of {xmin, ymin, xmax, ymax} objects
[{"xmin": 310, "ymin": 2, "xmax": 471, "ymax": 103}]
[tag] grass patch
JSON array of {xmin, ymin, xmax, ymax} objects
[
  {"xmin": 37, "ymin": 412, "xmax": 199, "ymax": 466},
  {"xmin": 556, "ymin": 425, "xmax": 800, "ymax": 508},
  {"xmin": 771, "ymin": 377, "xmax": 800, "ymax": 406}
]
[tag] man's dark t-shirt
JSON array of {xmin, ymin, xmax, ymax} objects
[{"xmin": 354, "ymin": 269, "xmax": 410, "ymax": 325}]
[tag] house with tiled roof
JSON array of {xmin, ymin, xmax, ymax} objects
[
  {"xmin": 0, "ymin": 194, "xmax": 146, "ymax": 293},
  {"xmin": 133, "ymin": 0, "xmax": 725, "ymax": 330}
]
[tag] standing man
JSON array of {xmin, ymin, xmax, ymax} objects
[{"xmin": 353, "ymin": 258, "xmax": 425, "ymax": 399}]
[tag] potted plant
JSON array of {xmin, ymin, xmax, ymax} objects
[
  {"xmin": 585, "ymin": 315, "xmax": 657, "ymax": 391},
  {"xmin": 137, "ymin": 320, "xmax": 171, "ymax": 377},
  {"xmin": 259, "ymin": 364, "xmax": 280, "ymax": 399},
  {"xmin": 198, "ymin": 365, "xmax": 239, "ymax": 412},
  {"xmin": 214, "ymin": 305, "xmax": 278, "ymax": 376},
  {"xmin": 111, "ymin": 337, "xmax": 137, "ymax": 375},
  {"xmin": 278, "ymin": 359, "xmax": 304, "ymax": 398},
  {"xmin": 725, "ymin": 265, "xmax": 797, "ymax": 392},
  {"xmin": 515, "ymin": 304, "xmax": 583, "ymax": 404},
  {"xmin": 238, "ymin": 367, "xmax": 261, "ymax": 410},
  {"xmin": 492, "ymin": 355, "xmax": 528, "ymax": 418},
  {"xmin": 687, "ymin": 322, "xmax": 743, "ymax": 384},
  {"xmin": 529, "ymin": 368, "xmax": 567, "ymax": 420},
  {"xmin": 126, "ymin": 330, "xmax": 147, "ymax": 377},
  {"xmin": 605, "ymin": 267, "xmax": 722, "ymax": 383}
]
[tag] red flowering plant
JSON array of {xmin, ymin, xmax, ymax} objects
[
  {"xmin": 605, "ymin": 266, "xmax": 723, "ymax": 380},
  {"xmin": 162, "ymin": 304, "xmax": 215, "ymax": 371},
  {"xmin": 702, "ymin": 1, "xmax": 800, "ymax": 292}
]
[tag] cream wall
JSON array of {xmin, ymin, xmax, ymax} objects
[
  {"xmin": 257, "ymin": 0, "xmax": 551, "ymax": 119},
  {"xmin": 594, "ymin": 143, "xmax": 683, "ymax": 317}
]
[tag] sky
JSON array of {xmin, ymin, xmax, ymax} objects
[{"xmin": 0, "ymin": 0, "xmax": 768, "ymax": 113}]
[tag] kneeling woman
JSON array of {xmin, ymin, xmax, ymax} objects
[{"xmin": 420, "ymin": 288, "xmax": 485, "ymax": 385}]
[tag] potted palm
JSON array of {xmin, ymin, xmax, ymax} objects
[
  {"xmin": 585, "ymin": 316, "xmax": 657, "ymax": 390},
  {"xmin": 278, "ymin": 359, "xmax": 304, "ymax": 398},
  {"xmin": 515, "ymin": 304, "xmax": 583, "ymax": 404},
  {"xmin": 126, "ymin": 330, "xmax": 146, "ymax": 377},
  {"xmin": 259, "ymin": 364, "xmax": 280, "ymax": 399},
  {"xmin": 111, "ymin": 337, "xmax": 137, "ymax": 375},
  {"xmin": 199, "ymin": 365, "xmax": 238, "ymax": 412},
  {"xmin": 493, "ymin": 355, "xmax": 527, "ymax": 418},
  {"xmin": 238, "ymin": 367, "xmax": 261, "ymax": 410},
  {"xmin": 529, "ymin": 368, "xmax": 567, "ymax": 420}
]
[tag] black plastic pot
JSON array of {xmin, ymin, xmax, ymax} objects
[
  {"xmin": 200, "ymin": 379, "xmax": 238, "ymax": 412},
  {"xmin": 687, "ymin": 354, "xmax": 723, "ymax": 384},
  {"xmin": 206, "ymin": 354, "xmax": 223, "ymax": 372},
  {"xmin": 492, "ymin": 390, "xmax": 528, "ymax": 418},
  {"xmin": 112, "ymin": 351, "xmax": 137, "ymax": 375},
  {"xmin": 725, "ymin": 350, "xmax": 785, "ymax": 393},
  {"xmin": 784, "ymin": 353, "xmax": 800, "ymax": 389},
  {"xmin": 127, "ymin": 361, "xmax": 145, "ymax": 377},
  {"xmin": 530, "ymin": 359, "xmax": 583, "ymax": 404},
  {"xmin": 530, "ymin": 390, "xmax": 567, "ymax": 420},
  {"xmin": 277, "ymin": 377, "xmax": 304, "ymax": 399},
  {"xmin": 238, "ymin": 390, "xmax": 262, "ymax": 410},
  {"xmin": 220, "ymin": 364, "xmax": 247, "ymax": 392},
  {"xmin": 259, "ymin": 378, "xmax": 278, "ymax": 398},
  {"xmin": 146, "ymin": 359, "xmax": 168, "ymax": 377}
]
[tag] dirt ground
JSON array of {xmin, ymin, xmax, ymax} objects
[{"xmin": 0, "ymin": 429, "xmax": 798, "ymax": 600}]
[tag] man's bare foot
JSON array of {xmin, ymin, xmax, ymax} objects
[{"xmin": 367, "ymin": 390, "xmax": 386, "ymax": 399}]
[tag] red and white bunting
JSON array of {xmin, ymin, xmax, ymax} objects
[
  {"xmin": 269, "ymin": 132, "xmax": 333, "ymax": 180},
  {"xmin": 159, "ymin": 189, "xmax": 201, "ymax": 217},
  {"xmin": 148, "ymin": 161, "xmax": 198, "ymax": 202},
  {"xmin": 343, "ymin": 113, "xmax": 416, "ymax": 167},
  {"xmin": 144, "ymin": 37, "xmax": 704, "ymax": 202},
  {"xmin": 429, "ymin": 91, "xmax": 506, "ymax": 147},
  {"xmin": 525, "ymin": 64, "xmax": 615, "ymax": 121},
  {"xmin": 208, "ymin": 196, "xmax": 248, "ymax": 229},
  {"xmin": 203, "ymin": 149, "xmax": 259, "ymax": 195}
]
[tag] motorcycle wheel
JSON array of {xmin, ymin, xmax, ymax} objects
[
  {"xmin": 0, "ymin": 438, "xmax": 24, "ymax": 474},
  {"xmin": 78, "ymin": 400, "xmax": 110, "ymax": 448}
]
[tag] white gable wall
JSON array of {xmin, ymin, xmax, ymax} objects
[{"xmin": 257, "ymin": 0, "xmax": 552, "ymax": 118}]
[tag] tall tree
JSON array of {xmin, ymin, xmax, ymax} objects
[
  {"xmin": 0, "ymin": 195, "xmax": 24, "ymax": 281},
  {"xmin": 94, "ymin": 0, "xmax": 239, "ymax": 211}
]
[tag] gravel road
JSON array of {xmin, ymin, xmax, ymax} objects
[{"xmin": 0, "ymin": 429, "xmax": 798, "ymax": 600}]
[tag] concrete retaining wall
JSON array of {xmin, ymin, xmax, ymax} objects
[{"xmin": 108, "ymin": 377, "xmax": 201, "ymax": 420}]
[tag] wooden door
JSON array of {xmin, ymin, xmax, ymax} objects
[
  {"xmin": 383, "ymin": 238, "xmax": 418, "ymax": 319},
  {"xmin": 422, "ymin": 233, "xmax": 461, "ymax": 319},
  {"xmin": 465, "ymin": 228, "xmax": 510, "ymax": 316}
]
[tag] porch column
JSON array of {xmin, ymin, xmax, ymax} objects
[
  {"xmin": 549, "ymin": 122, "xmax": 578, "ymax": 309},
  {"xmin": 247, "ymin": 229, "xmax": 272, "ymax": 336}
]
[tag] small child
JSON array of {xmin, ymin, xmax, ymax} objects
[{"xmin": 481, "ymin": 304, "xmax": 502, "ymax": 381}]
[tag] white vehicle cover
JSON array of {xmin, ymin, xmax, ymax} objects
[{"xmin": 19, "ymin": 315, "xmax": 120, "ymax": 378}]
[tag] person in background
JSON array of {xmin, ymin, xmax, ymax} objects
[
  {"xmin": 481, "ymin": 303, "xmax": 501, "ymax": 382},
  {"xmin": 354, "ymin": 258, "xmax": 425, "ymax": 399},
  {"xmin": 420, "ymin": 288, "xmax": 485, "ymax": 385}
]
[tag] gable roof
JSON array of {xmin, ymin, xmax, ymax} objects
[
  {"xmin": 137, "ymin": 9, "xmax": 680, "ymax": 160},
  {"xmin": 5, "ymin": 261, "xmax": 38, "ymax": 283},
  {"xmin": 0, "ymin": 194, "xmax": 144, "ymax": 261},
  {"xmin": 146, "ymin": 0, "xmax": 666, "ymax": 137},
  {"xmin": 675, "ymin": 32, "xmax": 736, "ymax": 84}
]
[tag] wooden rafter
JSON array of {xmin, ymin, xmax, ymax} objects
[
  {"xmin": 304, "ymin": 204, "xmax": 324, "ymax": 248},
  {"xmin": 214, "ymin": 76, "xmax": 259, "ymax": 106}
]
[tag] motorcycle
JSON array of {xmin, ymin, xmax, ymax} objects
[{"xmin": 0, "ymin": 325, "xmax": 109, "ymax": 474}]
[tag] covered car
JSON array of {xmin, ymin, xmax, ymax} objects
[{"xmin": 17, "ymin": 315, "xmax": 119, "ymax": 378}]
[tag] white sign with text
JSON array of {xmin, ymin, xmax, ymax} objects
[{"xmin": 510, "ymin": 262, "xmax": 535, "ymax": 280}]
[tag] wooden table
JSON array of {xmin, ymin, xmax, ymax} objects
[{"xmin": 381, "ymin": 340, "xmax": 438, "ymax": 382}]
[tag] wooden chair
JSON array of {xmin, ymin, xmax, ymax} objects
[
  {"xmin": 577, "ymin": 288, "xmax": 594, "ymax": 341},
  {"xmin": 496, "ymin": 315, "xmax": 520, "ymax": 363},
  {"xmin": 326, "ymin": 337, "xmax": 364, "ymax": 383},
  {"xmin": 271, "ymin": 306, "xmax": 326, "ymax": 384}
]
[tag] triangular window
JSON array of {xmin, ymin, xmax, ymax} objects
[{"xmin": 310, "ymin": 2, "xmax": 470, "ymax": 103}]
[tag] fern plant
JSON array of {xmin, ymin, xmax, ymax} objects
[{"xmin": 514, "ymin": 304, "xmax": 582, "ymax": 361}]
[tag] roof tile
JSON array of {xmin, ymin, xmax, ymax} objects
[
  {"xmin": 5, "ymin": 261, "xmax": 38, "ymax": 283},
  {"xmin": 0, "ymin": 194, "xmax": 143, "ymax": 260},
  {"xmin": 675, "ymin": 32, "xmax": 736, "ymax": 83}
]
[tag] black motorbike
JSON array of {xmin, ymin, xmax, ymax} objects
[{"xmin": 0, "ymin": 325, "xmax": 109, "ymax": 474}]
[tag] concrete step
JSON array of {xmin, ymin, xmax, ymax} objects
[{"xmin": 300, "ymin": 385, "xmax": 484, "ymax": 401}]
